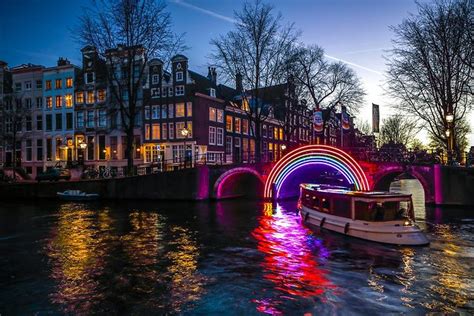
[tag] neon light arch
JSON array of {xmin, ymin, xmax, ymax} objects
[{"xmin": 264, "ymin": 145, "xmax": 370, "ymax": 199}]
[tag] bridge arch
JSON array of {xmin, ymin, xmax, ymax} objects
[
  {"xmin": 213, "ymin": 167, "xmax": 264, "ymax": 199},
  {"xmin": 264, "ymin": 145, "xmax": 370, "ymax": 199}
]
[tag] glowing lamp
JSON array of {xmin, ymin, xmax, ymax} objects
[
  {"xmin": 79, "ymin": 143, "xmax": 87, "ymax": 150},
  {"xmin": 446, "ymin": 113, "xmax": 454, "ymax": 123},
  {"xmin": 281, "ymin": 144, "xmax": 287, "ymax": 151},
  {"xmin": 181, "ymin": 128, "xmax": 189, "ymax": 138},
  {"xmin": 445, "ymin": 129, "xmax": 451, "ymax": 137}
]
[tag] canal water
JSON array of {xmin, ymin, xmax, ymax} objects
[{"xmin": 0, "ymin": 180, "xmax": 473, "ymax": 314}]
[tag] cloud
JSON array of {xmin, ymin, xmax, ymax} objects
[{"xmin": 323, "ymin": 54, "xmax": 383, "ymax": 75}]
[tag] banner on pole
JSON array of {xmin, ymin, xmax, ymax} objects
[
  {"xmin": 372, "ymin": 103, "xmax": 380, "ymax": 133},
  {"xmin": 313, "ymin": 110, "xmax": 323, "ymax": 133},
  {"xmin": 342, "ymin": 111, "xmax": 350, "ymax": 130}
]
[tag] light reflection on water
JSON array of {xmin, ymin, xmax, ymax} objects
[{"xmin": 0, "ymin": 189, "xmax": 473, "ymax": 314}]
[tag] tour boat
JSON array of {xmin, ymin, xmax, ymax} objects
[
  {"xmin": 57, "ymin": 190, "xmax": 100, "ymax": 201},
  {"xmin": 297, "ymin": 184, "xmax": 429, "ymax": 246}
]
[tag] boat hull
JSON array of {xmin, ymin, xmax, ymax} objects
[{"xmin": 300, "ymin": 206, "xmax": 429, "ymax": 246}]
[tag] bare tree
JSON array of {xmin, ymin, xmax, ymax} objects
[
  {"xmin": 292, "ymin": 44, "xmax": 365, "ymax": 132},
  {"xmin": 379, "ymin": 114, "xmax": 420, "ymax": 148},
  {"xmin": 429, "ymin": 116, "xmax": 471, "ymax": 156},
  {"xmin": 355, "ymin": 118, "xmax": 371, "ymax": 135},
  {"xmin": 76, "ymin": 0, "xmax": 184, "ymax": 174},
  {"xmin": 211, "ymin": 0, "xmax": 300, "ymax": 162},
  {"xmin": 386, "ymin": 0, "xmax": 473, "ymax": 159}
]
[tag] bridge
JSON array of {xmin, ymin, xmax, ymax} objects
[{"xmin": 208, "ymin": 145, "xmax": 474, "ymax": 206}]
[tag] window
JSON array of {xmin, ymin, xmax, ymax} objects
[
  {"xmin": 168, "ymin": 87, "xmax": 173, "ymax": 96},
  {"xmin": 176, "ymin": 71, "xmax": 183, "ymax": 81},
  {"xmin": 65, "ymin": 94, "xmax": 73, "ymax": 107},
  {"xmin": 98, "ymin": 109, "xmax": 106, "ymax": 127},
  {"xmin": 36, "ymin": 139, "xmax": 43, "ymax": 161},
  {"xmin": 152, "ymin": 105, "xmax": 160, "ymax": 119},
  {"xmin": 87, "ymin": 91, "xmax": 94, "ymax": 104},
  {"xmin": 87, "ymin": 136, "xmax": 94, "ymax": 160},
  {"xmin": 55, "ymin": 113, "xmax": 62, "ymax": 130},
  {"xmin": 46, "ymin": 138, "xmax": 52, "ymax": 161},
  {"xmin": 85, "ymin": 72, "xmax": 94, "ymax": 84},
  {"xmin": 217, "ymin": 127, "xmax": 224, "ymax": 146},
  {"xmin": 25, "ymin": 98, "xmax": 32, "ymax": 109},
  {"xmin": 36, "ymin": 97, "xmax": 43, "ymax": 109},
  {"xmin": 225, "ymin": 136, "xmax": 232, "ymax": 155},
  {"xmin": 176, "ymin": 122, "xmax": 185, "ymax": 138},
  {"xmin": 145, "ymin": 124, "xmax": 151, "ymax": 140},
  {"xmin": 36, "ymin": 115, "xmax": 43, "ymax": 131},
  {"xmin": 144, "ymin": 106, "xmax": 150, "ymax": 120},
  {"xmin": 268, "ymin": 126, "xmax": 273, "ymax": 139},
  {"xmin": 15, "ymin": 82, "xmax": 21, "ymax": 92},
  {"xmin": 110, "ymin": 136, "xmax": 118, "ymax": 160},
  {"xmin": 186, "ymin": 102, "xmax": 192, "ymax": 117},
  {"xmin": 210, "ymin": 88, "xmax": 216, "ymax": 97},
  {"xmin": 162, "ymin": 123, "xmax": 167, "ymax": 139},
  {"xmin": 186, "ymin": 121, "xmax": 193, "ymax": 137},
  {"xmin": 226, "ymin": 115, "xmax": 233, "ymax": 132},
  {"xmin": 66, "ymin": 113, "xmax": 73, "ymax": 130},
  {"xmin": 87, "ymin": 110, "xmax": 94, "ymax": 128},
  {"xmin": 97, "ymin": 89, "xmax": 106, "ymax": 102},
  {"xmin": 134, "ymin": 136, "xmax": 141, "ymax": 159},
  {"xmin": 151, "ymin": 88, "xmax": 160, "ymax": 98},
  {"xmin": 55, "ymin": 79, "xmax": 62, "ymax": 89},
  {"xmin": 172, "ymin": 145, "xmax": 184, "ymax": 163},
  {"xmin": 45, "ymin": 80, "xmax": 52, "ymax": 90},
  {"xmin": 176, "ymin": 103, "xmax": 185, "ymax": 117},
  {"xmin": 217, "ymin": 109, "xmax": 224, "ymax": 123},
  {"xmin": 168, "ymin": 104, "xmax": 174, "ymax": 118},
  {"xmin": 175, "ymin": 85, "xmax": 184, "ymax": 96},
  {"xmin": 25, "ymin": 116, "xmax": 32, "ymax": 131},
  {"xmin": 152, "ymin": 74, "xmax": 159, "ymax": 84},
  {"xmin": 36, "ymin": 80, "xmax": 42, "ymax": 89},
  {"xmin": 209, "ymin": 126, "xmax": 216, "ymax": 145},
  {"xmin": 262, "ymin": 124, "xmax": 267, "ymax": 138},
  {"xmin": 98, "ymin": 135, "xmax": 106, "ymax": 160},
  {"xmin": 76, "ymin": 112, "xmax": 84, "ymax": 128},
  {"xmin": 66, "ymin": 77, "xmax": 73, "ymax": 88},
  {"xmin": 279, "ymin": 128, "xmax": 284, "ymax": 141},
  {"xmin": 242, "ymin": 119, "xmax": 249, "ymax": 135},
  {"xmin": 46, "ymin": 114, "xmax": 52, "ymax": 131},
  {"xmin": 152, "ymin": 123, "xmax": 160, "ymax": 140},
  {"xmin": 46, "ymin": 97, "xmax": 52, "ymax": 109},
  {"xmin": 168, "ymin": 123, "xmax": 174, "ymax": 139},
  {"xmin": 234, "ymin": 117, "xmax": 241, "ymax": 134},
  {"xmin": 55, "ymin": 95, "xmax": 62, "ymax": 108},
  {"xmin": 274, "ymin": 126, "xmax": 278, "ymax": 139},
  {"xmin": 161, "ymin": 105, "xmax": 167, "ymax": 119},
  {"xmin": 25, "ymin": 139, "xmax": 32, "ymax": 161},
  {"xmin": 76, "ymin": 92, "xmax": 84, "ymax": 104},
  {"xmin": 209, "ymin": 107, "xmax": 216, "ymax": 121},
  {"xmin": 25, "ymin": 81, "xmax": 32, "ymax": 90},
  {"xmin": 162, "ymin": 87, "xmax": 167, "ymax": 97}
]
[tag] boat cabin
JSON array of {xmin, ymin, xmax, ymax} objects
[{"xmin": 299, "ymin": 184, "xmax": 415, "ymax": 222}]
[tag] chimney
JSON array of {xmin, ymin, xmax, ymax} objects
[
  {"xmin": 57, "ymin": 57, "xmax": 70, "ymax": 66},
  {"xmin": 236, "ymin": 72, "xmax": 243, "ymax": 92},
  {"xmin": 208, "ymin": 66, "xmax": 217, "ymax": 85}
]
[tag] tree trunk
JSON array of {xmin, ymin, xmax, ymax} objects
[
  {"xmin": 254, "ymin": 119, "xmax": 261, "ymax": 163},
  {"xmin": 126, "ymin": 129, "xmax": 135, "ymax": 176}
]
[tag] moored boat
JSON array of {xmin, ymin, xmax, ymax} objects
[
  {"xmin": 298, "ymin": 184, "xmax": 429, "ymax": 246},
  {"xmin": 57, "ymin": 190, "xmax": 100, "ymax": 201}
]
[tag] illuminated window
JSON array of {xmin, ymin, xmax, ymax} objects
[
  {"xmin": 209, "ymin": 107, "xmax": 216, "ymax": 121},
  {"xmin": 217, "ymin": 109, "xmax": 224, "ymax": 123},
  {"xmin": 279, "ymin": 128, "xmax": 283, "ymax": 141},
  {"xmin": 176, "ymin": 122, "xmax": 185, "ymax": 138},
  {"xmin": 46, "ymin": 97, "xmax": 52, "ymax": 109},
  {"xmin": 242, "ymin": 119, "xmax": 249, "ymax": 135},
  {"xmin": 76, "ymin": 92, "xmax": 84, "ymax": 104},
  {"xmin": 226, "ymin": 115, "xmax": 233, "ymax": 132},
  {"xmin": 186, "ymin": 102, "xmax": 192, "ymax": 117},
  {"xmin": 45, "ymin": 80, "xmax": 52, "ymax": 90},
  {"xmin": 55, "ymin": 95, "xmax": 62, "ymax": 108},
  {"xmin": 65, "ymin": 94, "xmax": 73, "ymax": 108},
  {"xmin": 152, "ymin": 123, "xmax": 160, "ymax": 140},
  {"xmin": 97, "ymin": 89, "xmax": 106, "ymax": 102},
  {"xmin": 66, "ymin": 77, "xmax": 73, "ymax": 88},
  {"xmin": 162, "ymin": 123, "xmax": 167, "ymax": 139},
  {"xmin": 274, "ymin": 126, "xmax": 278, "ymax": 139},
  {"xmin": 186, "ymin": 121, "xmax": 192, "ymax": 137},
  {"xmin": 55, "ymin": 79, "xmax": 62, "ymax": 89},
  {"xmin": 234, "ymin": 117, "xmax": 241, "ymax": 134},
  {"xmin": 145, "ymin": 124, "xmax": 151, "ymax": 140},
  {"xmin": 176, "ymin": 103, "xmax": 185, "ymax": 117},
  {"xmin": 87, "ymin": 91, "xmax": 94, "ymax": 104}
]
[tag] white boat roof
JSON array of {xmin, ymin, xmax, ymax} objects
[{"xmin": 300, "ymin": 183, "xmax": 412, "ymax": 199}]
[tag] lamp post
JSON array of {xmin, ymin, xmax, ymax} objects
[
  {"xmin": 446, "ymin": 112, "xmax": 454, "ymax": 165},
  {"xmin": 181, "ymin": 127, "xmax": 189, "ymax": 167}
]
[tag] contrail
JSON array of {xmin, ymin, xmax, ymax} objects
[{"xmin": 170, "ymin": 0, "xmax": 383, "ymax": 76}]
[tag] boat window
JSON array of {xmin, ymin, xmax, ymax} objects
[
  {"xmin": 332, "ymin": 198, "xmax": 351, "ymax": 218},
  {"xmin": 355, "ymin": 201, "xmax": 409, "ymax": 221},
  {"xmin": 355, "ymin": 201, "xmax": 374, "ymax": 221},
  {"xmin": 321, "ymin": 198, "xmax": 330, "ymax": 212}
]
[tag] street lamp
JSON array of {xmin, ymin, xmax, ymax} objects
[
  {"xmin": 181, "ymin": 127, "xmax": 189, "ymax": 167},
  {"xmin": 446, "ymin": 112, "xmax": 454, "ymax": 165}
]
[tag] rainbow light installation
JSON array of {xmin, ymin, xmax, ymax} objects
[{"xmin": 264, "ymin": 145, "xmax": 370, "ymax": 199}]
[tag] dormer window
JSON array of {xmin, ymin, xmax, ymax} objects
[
  {"xmin": 209, "ymin": 88, "xmax": 216, "ymax": 98},
  {"xmin": 176, "ymin": 71, "xmax": 183, "ymax": 82},
  {"xmin": 175, "ymin": 85, "xmax": 184, "ymax": 96},
  {"xmin": 152, "ymin": 74, "xmax": 159, "ymax": 84}
]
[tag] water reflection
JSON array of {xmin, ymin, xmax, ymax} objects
[{"xmin": 251, "ymin": 203, "xmax": 335, "ymax": 314}]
